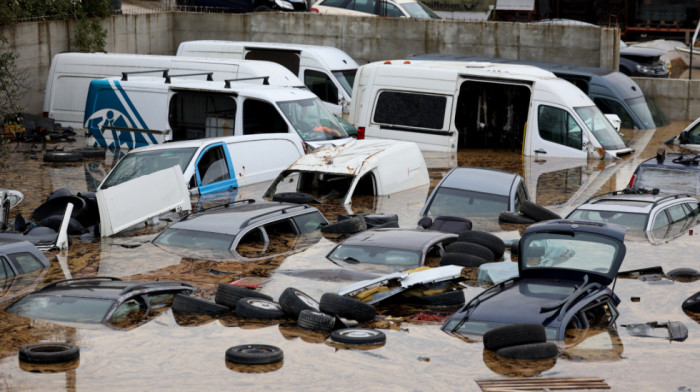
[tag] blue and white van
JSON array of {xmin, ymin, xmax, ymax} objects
[{"xmin": 83, "ymin": 76, "xmax": 352, "ymax": 151}]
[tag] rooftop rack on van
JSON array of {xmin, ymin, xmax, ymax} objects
[
  {"xmin": 121, "ymin": 69, "xmax": 169, "ymax": 81},
  {"xmin": 165, "ymin": 72, "xmax": 214, "ymax": 83},
  {"xmin": 224, "ymin": 77, "xmax": 269, "ymax": 88}
]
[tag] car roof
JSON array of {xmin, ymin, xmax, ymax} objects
[
  {"xmin": 639, "ymin": 153, "xmax": 700, "ymax": 170},
  {"xmin": 438, "ymin": 167, "xmax": 520, "ymax": 196},
  {"xmin": 571, "ymin": 192, "xmax": 696, "ymax": 214},
  {"xmin": 335, "ymin": 228, "xmax": 457, "ymax": 252},
  {"xmin": 18, "ymin": 277, "xmax": 194, "ymax": 300},
  {"xmin": 122, "ymin": 133, "xmax": 298, "ymax": 153},
  {"xmin": 166, "ymin": 200, "xmax": 320, "ymax": 236}
]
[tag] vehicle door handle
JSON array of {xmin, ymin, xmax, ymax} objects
[{"xmin": 534, "ymin": 149, "xmax": 547, "ymax": 155}]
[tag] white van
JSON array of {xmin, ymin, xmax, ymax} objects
[
  {"xmin": 43, "ymin": 52, "xmax": 306, "ymax": 128},
  {"xmin": 176, "ymin": 40, "xmax": 358, "ymax": 116},
  {"xmin": 350, "ymin": 60, "xmax": 634, "ymax": 159},
  {"xmin": 83, "ymin": 76, "xmax": 352, "ymax": 151}
]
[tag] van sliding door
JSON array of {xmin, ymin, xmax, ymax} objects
[
  {"xmin": 245, "ymin": 49, "xmax": 301, "ymax": 76},
  {"xmin": 169, "ymin": 91, "xmax": 237, "ymax": 141}
]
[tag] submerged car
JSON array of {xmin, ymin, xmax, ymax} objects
[
  {"xmin": 442, "ymin": 220, "xmax": 626, "ymax": 341},
  {"xmin": 619, "ymin": 46, "xmax": 670, "ymax": 78},
  {"xmin": 420, "ymin": 167, "xmax": 529, "ymax": 218},
  {"xmin": 0, "ymin": 241, "xmax": 50, "ymax": 279},
  {"xmin": 263, "ymin": 139, "xmax": 429, "ymax": 205},
  {"xmin": 627, "ymin": 151, "xmax": 700, "ymax": 195},
  {"xmin": 0, "ymin": 188, "xmax": 24, "ymax": 231},
  {"xmin": 311, "ymin": 0, "xmax": 440, "ymax": 19},
  {"xmin": 5, "ymin": 277, "xmax": 195, "ymax": 329},
  {"xmin": 664, "ymin": 116, "xmax": 700, "ymax": 152}
]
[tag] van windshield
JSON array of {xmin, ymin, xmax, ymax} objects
[
  {"xmin": 332, "ymin": 69, "xmax": 356, "ymax": 96},
  {"xmin": 100, "ymin": 148, "xmax": 197, "ymax": 189},
  {"xmin": 626, "ymin": 96, "xmax": 670, "ymax": 129},
  {"xmin": 277, "ymin": 98, "xmax": 349, "ymax": 141},
  {"xmin": 574, "ymin": 106, "xmax": 627, "ymax": 150}
]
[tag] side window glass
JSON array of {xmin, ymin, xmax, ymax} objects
[
  {"xmin": 538, "ymin": 105, "xmax": 582, "ymax": 149},
  {"xmin": 373, "ymin": 91, "xmax": 447, "ymax": 130},
  {"xmin": 689, "ymin": 124, "xmax": 700, "ymax": 144},
  {"xmin": 0, "ymin": 256, "xmax": 14, "ymax": 279},
  {"xmin": 293, "ymin": 212, "xmax": 327, "ymax": 234},
  {"xmin": 197, "ymin": 146, "xmax": 230, "ymax": 186},
  {"xmin": 593, "ymin": 98, "xmax": 635, "ymax": 129},
  {"xmin": 243, "ymin": 99, "xmax": 288, "ymax": 135},
  {"xmin": 349, "ymin": 0, "xmax": 374, "ymax": 13},
  {"xmin": 169, "ymin": 92, "xmax": 236, "ymax": 141},
  {"xmin": 381, "ymin": 1, "xmax": 404, "ymax": 16},
  {"xmin": 667, "ymin": 204, "xmax": 687, "ymax": 224},
  {"xmin": 652, "ymin": 210, "xmax": 670, "ymax": 230},
  {"xmin": 9, "ymin": 253, "xmax": 44, "ymax": 274},
  {"xmin": 686, "ymin": 202, "xmax": 700, "ymax": 215},
  {"xmin": 304, "ymin": 70, "xmax": 339, "ymax": 104}
]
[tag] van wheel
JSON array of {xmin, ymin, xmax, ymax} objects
[
  {"xmin": 496, "ymin": 342, "xmax": 559, "ymax": 360},
  {"xmin": 225, "ymin": 344, "xmax": 283, "ymax": 365},
  {"xmin": 483, "ymin": 323, "xmax": 547, "ymax": 351},
  {"xmin": 330, "ymin": 328, "xmax": 386, "ymax": 346},
  {"xmin": 235, "ymin": 298, "xmax": 286, "ymax": 320},
  {"xmin": 43, "ymin": 151, "xmax": 83, "ymax": 163},
  {"xmin": 19, "ymin": 342, "xmax": 80, "ymax": 364},
  {"xmin": 297, "ymin": 309, "xmax": 335, "ymax": 332},
  {"xmin": 319, "ymin": 293, "xmax": 375, "ymax": 322},
  {"xmin": 519, "ymin": 201, "xmax": 561, "ymax": 222},
  {"xmin": 445, "ymin": 241, "xmax": 495, "ymax": 261}
]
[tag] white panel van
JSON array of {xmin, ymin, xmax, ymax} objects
[
  {"xmin": 176, "ymin": 40, "xmax": 358, "ymax": 116},
  {"xmin": 350, "ymin": 60, "xmax": 634, "ymax": 159},
  {"xmin": 43, "ymin": 52, "xmax": 305, "ymax": 128},
  {"xmin": 83, "ymin": 76, "xmax": 352, "ymax": 151}
]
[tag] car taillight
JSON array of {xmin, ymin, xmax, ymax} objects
[
  {"xmin": 311, "ymin": 7, "xmax": 319, "ymax": 12},
  {"xmin": 357, "ymin": 127, "xmax": 365, "ymax": 140},
  {"xmin": 628, "ymin": 174, "xmax": 636, "ymax": 188}
]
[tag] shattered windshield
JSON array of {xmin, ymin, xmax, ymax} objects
[
  {"xmin": 332, "ymin": 69, "xmax": 356, "ymax": 96},
  {"xmin": 328, "ymin": 244, "xmax": 421, "ymax": 266},
  {"xmin": 100, "ymin": 148, "xmax": 197, "ymax": 189},
  {"xmin": 626, "ymin": 96, "xmax": 670, "ymax": 129},
  {"xmin": 574, "ymin": 106, "xmax": 627, "ymax": 150},
  {"xmin": 277, "ymin": 98, "xmax": 349, "ymax": 142}
]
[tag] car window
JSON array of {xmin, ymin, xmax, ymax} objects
[
  {"xmin": 634, "ymin": 166, "xmax": 700, "ymax": 194},
  {"xmin": 197, "ymin": 145, "xmax": 230, "ymax": 186},
  {"xmin": 515, "ymin": 183, "xmax": 528, "ymax": 211},
  {"xmin": 373, "ymin": 91, "xmax": 448, "ymax": 130},
  {"xmin": 685, "ymin": 201, "xmax": 699, "ymax": 215},
  {"xmin": 169, "ymin": 91, "xmax": 237, "ymax": 140},
  {"xmin": 667, "ymin": 204, "xmax": 688, "ymax": 224},
  {"xmin": 6, "ymin": 295, "xmax": 114, "ymax": 323},
  {"xmin": 153, "ymin": 228, "xmax": 234, "ymax": 250},
  {"xmin": 0, "ymin": 256, "xmax": 15, "ymax": 279},
  {"xmin": 236, "ymin": 227, "xmax": 268, "ymax": 257},
  {"xmin": 566, "ymin": 210, "xmax": 647, "ymax": 231},
  {"xmin": 320, "ymin": 0, "xmax": 346, "ymax": 6},
  {"xmin": 652, "ymin": 210, "xmax": 670, "ymax": 230},
  {"xmin": 593, "ymin": 97, "xmax": 635, "ymax": 129},
  {"xmin": 328, "ymin": 245, "xmax": 422, "ymax": 266},
  {"xmin": 304, "ymin": 70, "xmax": 339, "ymax": 104},
  {"xmin": 245, "ymin": 50, "xmax": 300, "ymax": 75},
  {"xmin": 687, "ymin": 123, "xmax": 700, "ymax": 144},
  {"xmin": 400, "ymin": 1, "xmax": 440, "ymax": 18},
  {"xmin": 110, "ymin": 298, "xmax": 144, "ymax": 322},
  {"xmin": 574, "ymin": 106, "xmax": 627, "ymax": 150},
  {"xmin": 332, "ymin": 69, "xmax": 356, "ymax": 96},
  {"xmin": 537, "ymin": 105, "xmax": 582, "ymax": 149},
  {"xmin": 100, "ymin": 148, "xmax": 197, "ymax": 190},
  {"xmin": 381, "ymin": 1, "xmax": 404, "ymax": 16},
  {"xmin": 293, "ymin": 212, "xmax": 327, "ymax": 234},
  {"xmin": 345, "ymin": 0, "xmax": 375, "ymax": 13},
  {"xmin": 625, "ymin": 96, "xmax": 669, "ymax": 129},
  {"xmin": 521, "ymin": 232, "xmax": 621, "ymax": 274},
  {"xmin": 425, "ymin": 187, "xmax": 508, "ymax": 217},
  {"xmin": 8, "ymin": 252, "xmax": 44, "ymax": 274},
  {"xmin": 277, "ymin": 97, "xmax": 348, "ymax": 141},
  {"xmin": 242, "ymin": 98, "xmax": 289, "ymax": 135}
]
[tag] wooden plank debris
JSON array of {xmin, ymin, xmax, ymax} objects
[{"xmin": 476, "ymin": 377, "xmax": 611, "ymax": 391}]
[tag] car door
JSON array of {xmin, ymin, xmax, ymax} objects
[{"xmin": 194, "ymin": 143, "xmax": 237, "ymax": 195}]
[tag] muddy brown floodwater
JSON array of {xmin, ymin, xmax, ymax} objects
[{"xmin": 0, "ymin": 123, "xmax": 699, "ymax": 391}]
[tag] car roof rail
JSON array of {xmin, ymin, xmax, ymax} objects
[
  {"xmin": 650, "ymin": 193, "xmax": 696, "ymax": 209},
  {"xmin": 39, "ymin": 276, "xmax": 123, "ymax": 291},
  {"xmin": 224, "ymin": 76, "xmax": 269, "ymax": 88},
  {"xmin": 181, "ymin": 199, "xmax": 256, "ymax": 221},
  {"xmin": 239, "ymin": 204, "xmax": 310, "ymax": 229},
  {"xmin": 121, "ymin": 69, "xmax": 169, "ymax": 81},
  {"xmin": 119, "ymin": 280, "xmax": 195, "ymax": 295},
  {"xmin": 583, "ymin": 188, "xmax": 660, "ymax": 204},
  {"xmin": 164, "ymin": 72, "xmax": 214, "ymax": 84}
]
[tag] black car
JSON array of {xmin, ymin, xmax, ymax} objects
[
  {"xmin": 442, "ymin": 220, "xmax": 626, "ymax": 341},
  {"xmin": 177, "ymin": 0, "xmax": 307, "ymax": 13},
  {"xmin": 619, "ymin": 46, "xmax": 669, "ymax": 78},
  {"xmin": 5, "ymin": 277, "xmax": 195, "ymax": 329}
]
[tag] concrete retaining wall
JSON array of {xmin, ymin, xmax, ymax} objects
[
  {"xmin": 0, "ymin": 11, "xmax": 695, "ymax": 122},
  {"xmin": 633, "ymin": 77, "xmax": 700, "ymax": 123}
]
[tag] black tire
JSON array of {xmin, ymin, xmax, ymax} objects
[
  {"xmin": 319, "ymin": 293, "xmax": 376, "ymax": 322},
  {"xmin": 225, "ymin": 344, "xmax": 283, "ymax": 365},
  {"xmin": 682, "ymin": 291, "xmax": 700, "ymax": 313},
  {"xmin": 43, "ymin": 151, "xmax": 83, "ymax": 163},
  {"xmin": 39, "ymin": 215, "xmax": 86, "ymax": 235},
  {"xmin": 330, "ymin": 328, "xmax": 386, "ymax": 346},
  {"xmin": 19, "ymin": 342, "xmax": 80, "ymax": 364},
  {"xmin": 405, "ymin": 289, "xmax": 465, "ymax": 306},
  {"xmin": 215, "ymin": 283, "xmax": 272, "ymax": 309},
  {"xmin": 272, "ymin": 192, "xmax": 314, "ymax": 204},
  {"xmin": 297, "ymin": 309, "xmax": 335, "ymax": 332},
  {"xmin": 235, "ymin": 297, "xmax": 286, "ymax": 320},
  {"xmin": 510, "ymin": 239, "xmax": 520, "ymax": 257},
  {"xmin": 499, "ymin": 211, "xmax": 536, "ymax": 224},
  {"xmin": 667, "ymin": 268, "xmax": 699, "ymax": 278},
  {"xmin": 519, "ymin": 200, "xmax": 561, "ymax": 222},
  {"xmin": 279, "ymin": 287, "xmax": 319, "ymax": 318},
  {"xmin": 445, "ymin": 241, "xmax": 495, "ymax": 261},
  {"xmin": 439, "ymin": 252, "xmax": 486, "ymax": 268},
  {"xmin": 457, "ymin": 231, "xmax": 506, "ymax": 259},
  {"xmin": 321, "ymin": 215, "xmax": 367, "ymax": 234},
  {"xmin": 496, "ymin": 342, "xmax": 559, "ymax": 360},
  {"xmin": 483, "ymin": 323, "xmax": 547, "ymax": 351},
  {"xmin": 32, "ymin": 195, "xmax": 87, "ymax": 223},
  {"xmin": 71, "ymin": 147, "xmax": 106, "ymax": 159},
  {"xmin": 171, "ymin": 293, "xmax": 229, "ymax": 315}
]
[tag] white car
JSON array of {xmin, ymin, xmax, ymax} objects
[
  {"xmin": 311, "ymin": 0, "xmax": 440, "ymax": 19},
  {"xmin": 0, "ymin": 189, "xmax": 24, "ymax": 231}
]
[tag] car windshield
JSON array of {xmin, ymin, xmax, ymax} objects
[
  {"xmin": 277, "ymin": 98, "xmax": 349, "ymax": 142},
  {"xmin": 520, "ymin": 232, "xmax": 622, "ymax": 275},
  {"xmin": 425, "ymin": 187, "xmax": 508, "ymax": 217},
  {"xmin": 328, "ymin": 244, "xmax": 421, "ymax": 266},
  {"xmin": 6, "ymin": 295, "xmax": 114, "ymax": 323},
  {"xmin": 100, "ymin": 148, "xmax": 197, "ymax": 189},
  {"xmin": 444, "ymin": 319, "xmax": 560, "ymax": 341},
  {"xmin": 567, "ymin": 209, "xmax": 647, "ymax": 230},
  {"xmin": 402, "ymin": 1, "xmax": 440, "ymax": 19},
  {"xmin": 332, "ymin": 69, "xmax": 356, "ymax": 96},
  {"xmin": 574, "ymin": 106, "xmax": 627, "ymax": 150},
  {"xmin": 635, "ymin": 166, "xmax": 700, "ymax": 194},
  {"xmin": 153, "ymin": 228, "xmax": 234, "ymax": 250},
  {"xmin": 626, "ymin": 96, "xmax": 670, "ymax": 129}
]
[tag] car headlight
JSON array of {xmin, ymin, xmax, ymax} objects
[{"xmin": 275, "ymin": 0, "xmax": 295, "ymax": 10}]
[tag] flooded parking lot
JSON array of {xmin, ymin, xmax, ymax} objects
[{"xmin": 0, "ymin": 122, "xmax": 699, "ymax": 391}]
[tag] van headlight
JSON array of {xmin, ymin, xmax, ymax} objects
[{"xmin": 275, "ymin": 0, "xmax": 295, "ymax": 10}]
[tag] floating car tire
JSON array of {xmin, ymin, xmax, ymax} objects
[
  {"xmin": 321, "ymin": 216, "xmax": 367, "ymax": 235},
  {"xmin": 330, "ymin": 328, "xmax": 386, "ymax": 346},
  {"xmin": 519, "ymin": 200, "xmax": 561, "ymax": 222},
  {"xmin": 71, "ymin": 147, "xmax": 106, "ymax": 159},
  {"xmin": 171, "ymin": 293, "xmax": 229, "ymax": 315},
  {"xmin": 19, "ymin": 342, "xmax": 80, "ymax": 364},
  {"xmin": 235, "ymin": 298, "xmax": 286, "ymax": 320},
  {"xmin": 405, "ymin": 289, "xmax": 465, "ymax": 306},
  {"xmin": 439, "ymin": 252, "xmax": 486, "ymax": 268},
  {"xmin": 272, "ymin": 192, "xmax": 314, "ymax": 204},
  {"xmin": 496, "ymin": 342, "xmax": 559, "ymax": 360},
  {"xmin": 225, "ymin": 344, "xmax": 283, "ymax": 365},
  {"xmin": 498, "ymin": 211, "xmax": 536, "ymax": 225},
  {"xmin": 297, "ymin": 309, "xmax": 335, "ymax": 332},
  {"xmin": 43, "ymin": 151, "xmax": 83, "ymax": 163},
  {"xmin": 483, "ymin": 323, "xmax": 547, "ymax": 352},
  {"xmin": 682, "ymin": 291, "xmax": 700, "ymax": 313},
  {"xmin": 457, "ymin": 231, "xmax": 506, "ymax": 259},
  {"xmin": 279, "ymin": 287, "xmax": 319, "ymax": 318},
  {"xmin": 319, "ymin": 293, "xmax": 376, "ymax": 322},
  {"xmin": 445, "ymin": 241, "xmax": 495, "ymax": 261},
  {"xmin": 39, "ymin": 215, "xmax": 86, "ymax": 235},
  {"xmin": 667, "ymin": 268, "xmax": 699, "ymax": 278},
  {"xmin": 215, "ymin": 283, "xmax": 272, "ymax": 309}
]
